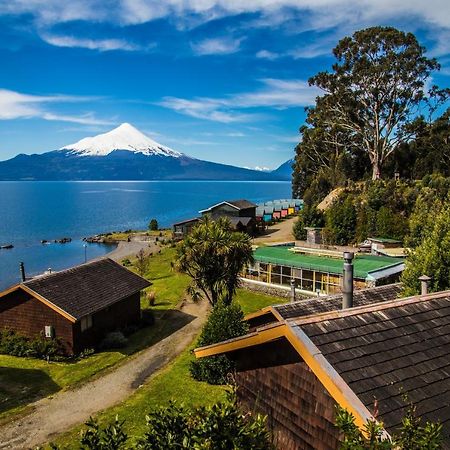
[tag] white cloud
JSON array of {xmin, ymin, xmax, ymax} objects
[
  {"xmin": 41, "ymin": 35, "xmax": 151, "ymax": 52},
  {"xmin": 191, "ymin": 37, "xmax": 243, "ymax": 55},
  {"xmin": 158, "ymin": 78, "xmax": 319, "ymax": 122},
  {"xmin": 256, "ymin": 49, "xmax": 281, "ymax": 60},
  {"xmin": 158, "ymin": 97, "xmax": 252, "ymax": 123},
  {"xmin": 2, "ymin": 0, "xmax": 450, "ymax": 58},
  {"xmin": 2, "ymin": 0, "xmax": 450, "ymax": 31},
  {"xmin": 0, "ymin": 89, "xmax": 112, "ymax": 125}
]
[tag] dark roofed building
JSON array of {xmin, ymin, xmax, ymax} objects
[
  {"xmin": 173, "ymin": 217, "xmax": 200, "ymax": 238},
  {"xmin": 0, "ymin": 258, "xmax": 150, "ymax": 354},
  {"xmin": 200, "ymin": 199, "xmax": 257, "ymax": 234},
  {"xmin": 195, "ymin": 289, "xmax": 450, "ymax": 449}
]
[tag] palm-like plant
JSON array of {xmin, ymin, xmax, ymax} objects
[{"xmin": 176, "ymin": 217, "xmax": 254, "ymax": 306}]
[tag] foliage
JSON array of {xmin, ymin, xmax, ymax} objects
[
  {"xmin": 292, "ymin": 205, "xmax": 325, "ymax": 240},
  {"xmin": 135, "ymin": 249, "xmax": 150, "ymax": 276},
  {"xmin": 149, "ymin": 219, "xmax": 158, "ymax": 231},
  {"xmin": 335, "ymin": 405, "xmax": 442, "ymax": 449},
  {"xmin": 51, "ymin": 388, "xmax": 270, "ymax": 450},
  {"xmin": 99, "ymin": 332, "xmax": 128, "ymax": 350},
  {"xmin": 401, "ymin": 200, "xmax": 450, "ymax": 295},
  {"xmin": 79, "ymin": 416, "xmax": 128, "ymax": 450},
  {"xmin": 190, "ymin": 301, "xmax": 248, "ymax": 385},
  {"xmin": 292, "ymin": 27, "xmax": 449, "ymax": 204},
  {"xmin": 324, "ymin": 194, "xmax": 357, "ymax": 245},
  {"xmin": 0, "ymin": 329, "xmax": 64, "ymax": 359},
  {"xmin": 308, "ymin": 26, "xmax": 447, "ymax": 181},
  {"xmin": 317, "ymin": 181, "xmax": 418, "ymax": 245},
  {"xmin": 176, "ymin": 217, "xmax": 253, "ymax": 306},
  {"xmin": 139, "ymin": 387, "xmax": 271, "ymax": 449},
  {"xmin": 390, "ymin": 109, "xmax": 450, "ymax": 179}
]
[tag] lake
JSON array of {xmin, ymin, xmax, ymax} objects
[{"xmin": 0, "ymin": 181, "xmax": 291, "ymax": 289}]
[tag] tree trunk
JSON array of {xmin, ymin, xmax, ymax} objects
[{"xmin": 372, "ymin": 159, "xmax": 381, "ymax": 180}]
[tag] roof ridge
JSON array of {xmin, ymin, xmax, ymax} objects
[
  {"xmin": 22, "ymin": 256, "xmax": 113, "ymax": 284},
  {"xmin": 289, "ymin": 290, "xmax": 450, "ymax": 326},
  {"xmin": 274, "ymin": 283, "xmax": 402, "ymax": 310}
]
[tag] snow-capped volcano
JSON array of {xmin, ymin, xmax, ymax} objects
[{"xmin": 61, "ymin": 123, "xmax": 182, "ymax": 158}]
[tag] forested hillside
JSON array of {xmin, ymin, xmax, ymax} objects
[{"xmin": 292, "ymin": 26, "xmax": 449, "ymax": 248}]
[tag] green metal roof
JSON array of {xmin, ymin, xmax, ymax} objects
[
  {"xmin": 253, "ymin": 246, "xmax": 404, "ymax": 279},
  {"xmin": 368, "ymin": 237, "xmax": 401, "ymax": 244}
]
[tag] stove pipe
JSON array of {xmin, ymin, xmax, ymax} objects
[{"xmin": 342, "ymin": 252, "xmax": 354, "ymax": 309}]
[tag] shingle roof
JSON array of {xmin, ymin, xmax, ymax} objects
[
  {"xmin": 274, "ymin": 283, "xmax": 403, "ymax": 320},
  {"xmin": 297, "ymin": 295, "xmax": 450, "ymax": 445},
  {"xmin": 226, "ymin": 199, "xmax": 257, "ymax": 209},
  {"xmin": 23, "ymin": 258, "xmax": 150, "ymax": 320}
]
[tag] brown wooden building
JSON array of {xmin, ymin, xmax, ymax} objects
[
  {"xmin": 0, "ymin": 258, "xmax": 150, "ymax": 354},
  {"xmin": 195, "ymin": 285, "xmax": 450, "ymax": 449},
  {"xmin": 200, "ymin": 199, "xmax": 257, "ymax": 234}
]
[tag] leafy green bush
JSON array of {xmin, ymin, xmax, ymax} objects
[
  {"xmin": 335, "ymin": 405, "xmax": 442, "ymax": 449},
  {"xmin": 401, "ymin": 201, "xmax": 450, "ymax": 296},
  {"xmin": 0, "ymin": 329, "xmax": 64, "ymax": 358},
  {"xmin": 324, "ymin": 194, "xmax": 357, "ymax": 245},
  {"xmin": 190, "ymin": 302, "xmax": 248, "ymax": 385},
  {"xmin": 50, "ymin": 387, "xmax": 271, "ymax": 450},
  {"xmin": 99, "ymin": 331, "xmax": 128, "ymax": 350},
  {"xmin": 139, "ymin": 388, "xmax": 271, "ymax": 449}
]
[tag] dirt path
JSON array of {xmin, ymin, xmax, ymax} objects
[
  {"xmin": 253, "ymin": 216, "xmax": 297, "ymax": 244},
  {"xmin": 0, "ymin": 300, "xmax": 209, "ymax": 449},
  {"xmin": 107, "ymin": 240, "xmax": 159, "ymax": 262}
]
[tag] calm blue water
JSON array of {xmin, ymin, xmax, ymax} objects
[{"xmin": 0, "ymin": 181, "xmax": 291, "ymax": 289}]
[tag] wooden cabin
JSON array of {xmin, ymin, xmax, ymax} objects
[
  {"xmin": 200, "ymin": 199, "xmax": 257, "ymax": 234},
  {"xmin": 0, "ymin": 258, "xmax": 150, "ymax": 354},
  {"xmin": 173, "ymin": 217, "xmax": 200, "ymax": 238},
  {"xmin": 195, "ymin": 285, "xmax": 450, "ymax": 449}
]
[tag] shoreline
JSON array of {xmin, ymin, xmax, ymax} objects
[{"xmin": 106, "ymin": 240, "xmax": 160, "ymax": 262}]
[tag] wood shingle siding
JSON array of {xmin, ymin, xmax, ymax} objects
[
  {"xmin": 0, "ymin": 289, "xmax": 74, "ymax": 352},
  {"xmin": 196, "ymin": 288, "xmax": 450, "ymax": 449},
  {"xmin": 301, "ymin": 296, "xmax": 450, "ymax": 445}
]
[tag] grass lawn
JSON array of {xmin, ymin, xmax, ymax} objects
[
  {"xmin": 0, "ymin": 247, "xmax": 190, "ymax": 422},
  {"xmin": 49, "ymin": 288, "xmax": 287, "ymax": 449},
  {"xmin": 235, "ymin": 288, "xmax": 286, "ymax": 314}
]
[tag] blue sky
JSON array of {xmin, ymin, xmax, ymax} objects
[{"xmin": 0, "ymin": 1, "xmax": 449, "ymax": 169}]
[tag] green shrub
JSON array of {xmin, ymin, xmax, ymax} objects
[
  {"xmin": 99, "ymin": 332, "xmax": 128, "ymax": 350},
  {"xmin": 0, "ymin": 329, "xmax": 65, "ymax": 359},
  {"xmin": 139, "ymin": 387, "xmax": 271, "ymax": 449},
  {"xmin": 336, "ymin": 405, "xmax": 442, "ymax": 449},
  {"xmin": 190, "ymin": 302, "xmax": 248, "ymax": 385},
  {"xmin": 50, "ymin": 387, "xmax": 271, "ymax": 450}
]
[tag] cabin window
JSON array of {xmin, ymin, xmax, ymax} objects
[{"xmin": 81, "ymin": 314, "xmax": 93, "ymax": 332}]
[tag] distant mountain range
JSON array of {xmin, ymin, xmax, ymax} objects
[{"xmin": 0, "ymin": 123, "xmax": 293, "ymax": 181}]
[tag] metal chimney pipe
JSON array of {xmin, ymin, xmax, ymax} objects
[
  {"xmin": 20, "ymin": 262, "xmax": 26, "ymax": 282},
  {"xmin": 342, "ymin": 252, "xmax": 354, "ymax": 309},
  {"xmin": 290, "ymin": 278, "xmax": 296, "ymax": 303},
  {"xmin": 418, "ymin": 275, "xmax": 431, "ymax": 295}
]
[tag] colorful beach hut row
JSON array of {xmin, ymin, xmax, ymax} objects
[{"xmin": 256, "ymin": 199, "xmax": 303, "ymax": 223}]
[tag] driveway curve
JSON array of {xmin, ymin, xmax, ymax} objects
[{"xmin": 0, "ymin": 300, "xmax": 209, "ymax": 449}]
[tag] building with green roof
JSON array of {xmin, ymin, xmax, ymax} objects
[{"xmin": 244, "ymin": 245, "xmax": 404, "ymax": 295}]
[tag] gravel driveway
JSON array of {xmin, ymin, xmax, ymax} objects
[{"xmin": 0, "ymin": 300, "xmax": 209, "ymax": 449}]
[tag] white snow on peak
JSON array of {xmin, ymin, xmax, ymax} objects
[{"xmin": 60, "ymin": 123, "xmax": 182, "ymax": 158}]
